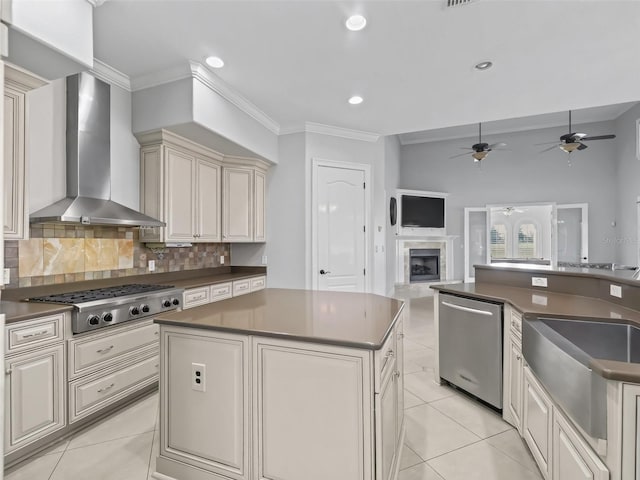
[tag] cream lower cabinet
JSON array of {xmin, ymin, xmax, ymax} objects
[
  {"xmin": 503, "ymin": 307, "xmax": 524, "ymax": 432},
  {"xmin": 161, "ymin": 329, "xmax": 249, "ymax": 480},
  {"xmin": 5, "ymin": 343, "xmax": 65, "ymax": 454},
  {"xmin": 137, "ymin": 130, "xmax": 222, "ymax": 243},
  {"xmin": 157, "ymin": 315, "xmax": 405, "ymax": 480},
  {"xmin": 523, "ymin": 366, "xmax": 553, "ymax": 480},
  {"xmin": 622, "ymin": 383, "xmax": 640, "ymax": 479},
  {"xmin": 4, "ymin": 313, "xmax": 66, "ymax": 455},
  {"xmin": 553, "ymin": 409, "xmax": 608, "ymax": 480}
]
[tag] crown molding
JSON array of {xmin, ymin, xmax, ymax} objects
[
  {"xmin": 130, "ymin": 64, "xmax": 192, "ymax": 92},
  {"xmin": 90, "ymin": 59, "xmax": 131, "ymax": 91},
  {"xmin": 303, "ymin": 122, "xmax": 380, "ymax": 143},
  {"xmin": 189, "ymin": 61, "xmax": 280, "ymax": 135}
]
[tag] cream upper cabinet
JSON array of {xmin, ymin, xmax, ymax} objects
[
  {"xmin": 3, "ymin": 64, "xmax": 46, "ymax": 239},
  {"xmin": 137, "ymin": 130, "xmax": 223, "ymax": 243},
  {"xmin": 222, "ymin": 159, "xmax": 269, "ymax": 243}
]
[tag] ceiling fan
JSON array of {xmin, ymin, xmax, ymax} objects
[
  {"xmin": 501, "ymin": 206, "xmax": 525, "ymax": 216},
  {"xmin": 450, "ymin": 123, "xmax": 507, "ymax": 162},
  {"xmin": 538, "ymin": 111, "xmax": 616, "ymax": 154}
]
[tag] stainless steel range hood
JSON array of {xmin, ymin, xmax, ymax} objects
[{"xmin": 30, "ymin": 73, "xmax": 165, "ymax": 227}]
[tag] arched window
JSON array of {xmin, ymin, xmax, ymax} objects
[
  {"xmin": 517, "ymin": 223, "xmax": 537, "ymax": 258},
  {"xmin": 490, "ymin": 224, "xmax": 508, "ymax": 259}
]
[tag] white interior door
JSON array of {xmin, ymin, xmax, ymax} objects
[
  {"xmin": 313, "ymin": 162, "xmax": 367, "ymax": 292},
  {"xmin": 557, "ymin": 204, "xmax": 588, "ymax": 264}
]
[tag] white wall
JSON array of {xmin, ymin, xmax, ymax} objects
[
  {"xmin": 400, "ymin": 120, "xmax": 620, "ymax": 280},
  {"xmin": 28, "ymin": 79, "xmax": 141, "ymax": 212},
  {"xmin": 614, "ymin": 103, "xmax": 640, "ymax": 265}
]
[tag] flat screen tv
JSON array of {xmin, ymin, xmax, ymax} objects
[{"xmin": 401, "ymin": 195, "xmax": 445, "ymax": 228}]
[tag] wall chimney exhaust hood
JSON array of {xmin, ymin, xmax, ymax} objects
[{"xmin": 30, "ymin": 73, "xmax": 165, "ymax": 227}]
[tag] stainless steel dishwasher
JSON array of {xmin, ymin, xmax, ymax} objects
[{"xmin": 439, "ymin": 293, "xmax": 503, "ymax": 410}]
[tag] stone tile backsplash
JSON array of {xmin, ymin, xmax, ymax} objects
[{"xmin": 5, "ymin": 225, "xmax": 230, "ymax": 288}]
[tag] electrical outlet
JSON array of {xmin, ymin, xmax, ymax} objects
[
  {"xmin": 261, "ymin": 255, "xmax": 268, "ymax": 265},
  {"xmin": 191, "ymin": 363, "xmax": 206, "ymax": 392},
  {"xmin": 531, "ymin": 277, "xmax": 548, "ymax": 287},
  {"xmin": 148, "ymin": 260, "xmax": 155, "ymax": 272},
  {"xmin": 3, "ymin": 268, "xmax": 9, "ymax": 284},
  {"xmin": 610, "ymin": 284, "xmax": 622, "ymax": 298},
  {"xmin": 220, "ymin": 255, "xmax": 225, "ymax": 265},
  {"xmin": 531, "ymin": 294, "xmax": 548, "ymax": 306}
]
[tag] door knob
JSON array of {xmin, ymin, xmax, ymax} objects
[{"xmin": 320, "ymin": 269, "xmax": 331, "ymax": 275}]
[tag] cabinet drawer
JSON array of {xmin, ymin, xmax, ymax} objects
[
  {"xmin": 510, "ymin": 310, "xmax": 522, "ymax": 341},
  {"xmin": 374, "ymin": 330, "xmax": 396, "ymax": 393},
  {"xmin": 69, "ymin": 352, "xmax": 159, "ymax": 423},
  {"xmin": 6, "ymin": 314, "xmax": 64, "ymax": 354},
  {"xmin": 210, "ymin": 282, "xmax": 232, "ymax": 302},
  {"xmin": 69, "ymin": 321, "xmax": 158, "ymax": 377},
  {"xmin": 250, "ymin": 276, "xmax": 266, "ymax": 292},
  {"xmin": 183, "ymin": 287, "xmax": 211, "ymax": 309},
  {"xmin": 233, "ymin": 279, "xmax": 251, "ymax": 296}
]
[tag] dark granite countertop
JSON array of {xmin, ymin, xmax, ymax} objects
[{"xmin": 155, "ymin": 288, "xmax": 405, "ymax": 350}]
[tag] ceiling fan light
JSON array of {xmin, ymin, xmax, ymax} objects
[
  {"xmin": 472, "ymin": 151, "xmax": 488, "ymax": 161},
  {"xmin": 559, "ymin": 142, "xmax": 580, "ymax": 153}
]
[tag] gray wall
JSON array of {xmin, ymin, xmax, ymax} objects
[
  {"xmin": 400, "ymin": 120, "xmax": 621, "ymax": 280},
  {"xmin": 614, "ymin": 103, "xmax": 640, "ymax": 265}
]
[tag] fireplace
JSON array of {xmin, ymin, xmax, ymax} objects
[{"xmin": 409, "ymin": 248, "xmax": 440, "ymax": 282}]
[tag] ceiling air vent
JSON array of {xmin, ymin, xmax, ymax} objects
[{"xmin": 446, "ymin": 0, "xmax": 477, "ymax": 7}]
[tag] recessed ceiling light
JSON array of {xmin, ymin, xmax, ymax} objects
[
  {"xmin": 205, "ymin": 56, "xmax": 225, "ymax": 68},
  {"xmin": 346, "ymin": 14, "xmax": 367, "ymax": 31},
  {"xmin": 475, "ymin": 61, "xmax": 493, "ymax": 71},
  {"xmin": 348, "ymin": 96, "xmax": 363, "ymax": 105}
]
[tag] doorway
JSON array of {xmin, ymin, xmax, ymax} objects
[{"xmin": 312, "ymin": 159, "xmax": 370, "ymax": 292}]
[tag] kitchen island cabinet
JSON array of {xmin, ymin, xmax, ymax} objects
[{"xmin": 154, "ymin": 288, "xmax": 405, "ymax": 480}]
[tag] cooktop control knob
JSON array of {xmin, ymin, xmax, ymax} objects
[
  {"xmin": 129, "ymin": 306, "xmax": 140, "ymax": 316},
  {"xmin": 141, "ymin": 304, "xmax": 150, "ymax": 313},
  {"xmin": 162, "ymin": 300, "xmax": 171, "ymax": 308},
  {"xmin": 172, "ymin": 298, "xmax": 180, "ymax": 306},
  {"xmin": 103, "ymin": 313, "xmax": 113, "ymax": 322},
  {"xmin": 88, "ymin": 315, "xmax": 100, "ymax": 326}
]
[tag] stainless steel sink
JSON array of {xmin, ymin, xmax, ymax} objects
[{"xmin": 522, "ymin": 318, "xmax": 640, "ymax": 440}]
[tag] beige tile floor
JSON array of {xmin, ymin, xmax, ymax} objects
[{"xmin": 6, "ymin": 288, "xmax": 542, "ymax": 480}]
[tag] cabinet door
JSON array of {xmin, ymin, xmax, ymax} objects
[
  {"xmin": 165, "ymin": 147, "xmax": 196, "ymax": 242},
  {"xmin": 139, "ymin": 145, "xmax": 164, "ymax": 242},
  {"xmin": 523, "ymin": 366, "xmax": 553, "ymax": 480},
  {"xmin": 553, "ymin": 410, "xmax": 609, "ymax": 480},
  {"xmin": 622, "ymin": 383, "xmax": 640, "ymax": 480},
  {"xmin": 254, "ymin": 169, "xmax": 266, "ymax": 242},
  {"xmin": 5, "ymin": 344, "xmax": 65, "ymax": 453},
  {"xmin": 395, "ymin": 318, "xmax": 404, "ymax": 443},
  {"xmin": 223, "ymin": 167, "xmax": 253, "ymax": 242},
  {"xmin": 254, "ymin": 339, "xmax": 372, "ymax": 480},
  {"xmin": 196, "ymin": 158, "xmax": 221, "ymax": 242},
  {"xmin": 508, "ymin": 340, "xmax": 523, "ymax": 431},
  {"xmin": 3, "ymin": 85, "xmax": 25, "ymax": 239},
  {"xmin": 162, "ymin": 329, "xmax": 249, "ymax": 480},
  {"xmin": 376, "ymin": 360, "xmax": 398, "ymax": 480}
]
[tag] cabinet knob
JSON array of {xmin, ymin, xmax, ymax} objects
[
  {"xmin": 5, "ymin": 368, "xmax": 12, "ymax": 375},
  {"xmin": 516, "ymin": 354, "xmax": 522, "ymax": 361},
  {"xmin": 394, "ymin": 371, "xmax": 401, "ymax": 379},
  {"xmin": 385, "ymin": 349, "xmax": 394, "ymax": 359}
]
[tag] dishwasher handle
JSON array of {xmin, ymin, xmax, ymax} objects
[{"xmin": 441, "ymin": 301, "xmax": 494, "ymax": 316}]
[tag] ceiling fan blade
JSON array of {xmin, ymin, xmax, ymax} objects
[
  {"xmin": 582, "ymin": 134, "xmax": 616, "ymax": 141},
  {"xmin": 572, "ymin": 133, "xmax": 587, "ymax": 139},
  {"xmin": 577, "ymin": 143, "xmax": 588, "ymax": 150},
  {"xmin": 539, "ymin": 145, "xmax": 560, "ymax": 153},
  {"xmin": 488, "ymin": 142, "xmax": 507, "ymax": 149},
  {"xmin": 449, "ymin": 152, "xmax": 472, "ymax": 159}
]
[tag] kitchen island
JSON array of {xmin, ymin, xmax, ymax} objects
[{"xmin": 152, "ymin": 288, "xmax": 405, "ymax": 480}]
